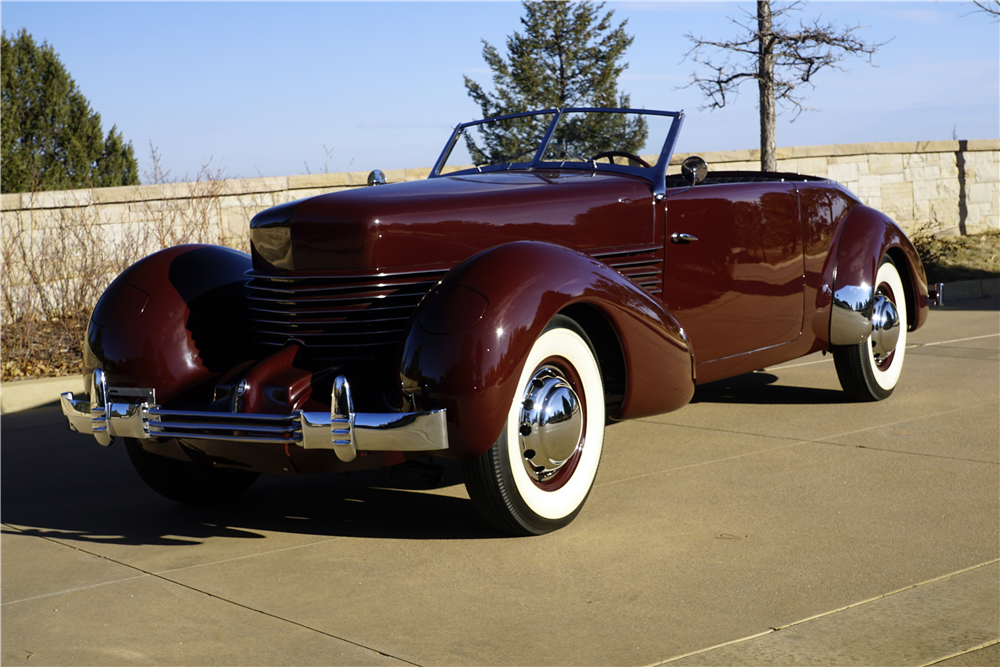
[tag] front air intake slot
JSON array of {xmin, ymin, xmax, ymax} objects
[
  {"xmin": 245, "ymin": 268, "xmax": 448, "ymax": 361},
  {"xmin": 593, "ymin": 245, "xmax": 664, "ymax": 294}
]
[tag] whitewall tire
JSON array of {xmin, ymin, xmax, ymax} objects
[
  {"xmin": 463, "ymin": 315, "xmax": 605, "ymax": 535},
  {"xmin": 834, "ymin": 257, "xmax": 908, "ymax": 401}
]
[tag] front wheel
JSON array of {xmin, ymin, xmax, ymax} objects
[
  {"xmin": 833, "ymin": 257, "xmax": 908, "ymax": 401},
  {"xmin": 463, "ymin": 315, "xmax": 605, "ymax": 535},
  {"xmin": 125, "ymin": 438, "xmax": 259, "ymax": 505}
]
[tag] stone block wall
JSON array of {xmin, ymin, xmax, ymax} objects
[
  {"xmin": 2, "ymin": 139, "xmax": 995, "ymax": 249},
  {"xmin": 669, "ymin": 139, "xmax": 998, "ymax": 236},
  {"xmin": 2, "ymin": 139, "xmax": 995, "ymax": 324}
]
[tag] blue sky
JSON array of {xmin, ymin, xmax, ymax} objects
[{"xmin": 3, "ymin": 1, "xmax": 998, "ymax": 181}]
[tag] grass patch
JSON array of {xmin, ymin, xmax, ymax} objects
[{"xmin": 913, "ymin": 229, "xmax": 1000, "ymax": 284}]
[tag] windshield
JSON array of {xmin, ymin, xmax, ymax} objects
[{"xmin": 432, "ymin": 108, "xmax": 682, "ymax": 179}]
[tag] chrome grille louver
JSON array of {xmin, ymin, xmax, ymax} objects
[
  {"xmin": 245, "ymin": 268, "xmax": 448, "ymax": 360},
  {"xmin": 246, "ymin": 246, "xmax": 662, "ymax": 361},
  {"xmin": 593, "ymin": 245, "xmax": 664, "ymax": 295}
]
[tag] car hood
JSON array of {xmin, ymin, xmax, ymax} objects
[{"xmin": 250, "ymin": 171, "xmax": 656, "ymax": 272}]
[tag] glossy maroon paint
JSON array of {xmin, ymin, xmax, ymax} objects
[
  {"xmin": 654, "ymin": 178, "xmax": 849, "ymax": 384},
  {"xmin": 87, "ymin": 244, "xmax": 251, "ymax": 404},
  {"xmin": 662, "ymin": 182, "xmax": 805, "ymax": 362},
  {"xmin": 834, "ymin": 205, "xmax": 930, "ymax": 331},
  {"xmin": 399, "ymin": 241, "xmax": 694, "ymax": 460},
  {"xmin": 86, "ymin": 162, "xmax": 931, "ymax": 477},
  {"xmin": 251, "ymin": 171, "xmax": 656, "ymax": 272},
  {"xmin": 797, "ymin": 184, "xmax": 858, "ymax": 344}
]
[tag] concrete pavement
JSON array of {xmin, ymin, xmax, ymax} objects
[{"xmin": 2, "ymin": 297, "xmax": 997, "ymax": 666}]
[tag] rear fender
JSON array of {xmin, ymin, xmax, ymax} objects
[
  {"xmin": 86, "ymin": 244, "xmax": 252, "ymax": 405},
  {"xmin": 398, "ymin": 241, "xmax": 694, "ymax": 459},
  {"xmin": 830, "ymin": 206, "xmax": 929, "ymax": 346}
]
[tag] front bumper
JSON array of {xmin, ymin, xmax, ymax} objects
[{"xmin": 61, "ymin": 370, "xmax": 448, "ymax": 463}]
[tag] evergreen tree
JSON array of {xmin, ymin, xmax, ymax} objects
[
  {"xmin": 463, "ymin": 0, "xmax": 646, "ymax": 158},
  {"xmin": 1, "ymin": 29, "xmax": 139, "ymax": 193}
]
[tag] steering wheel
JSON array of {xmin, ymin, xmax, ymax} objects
[{"xmin": 589, "ymin": 151, "xmax": 651, "ymax": 168}]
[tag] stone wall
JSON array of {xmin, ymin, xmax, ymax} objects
[
  {"xmin": 1, "ymin": 140, "xmax": 996, "ymax": 246},
  {"xmin": 2, "ymin": 139, "xmax": 994, "ymax": 325},
  {"xmin": 669, "ymin": 139, "xmax": 999, "ymax": 236}
]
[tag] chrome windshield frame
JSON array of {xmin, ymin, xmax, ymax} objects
[{"xmin": 430, "ymin": 108, "xmax": 684, "ymax": 195}]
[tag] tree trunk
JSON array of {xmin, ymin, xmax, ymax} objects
[{"xmin": 757, "ymin": 0, "xmax": 777, "ymax": 172}]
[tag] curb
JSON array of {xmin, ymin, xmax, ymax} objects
[
  {"xmin": 1, "ymin": 374, "xmax": 85, "ymax": 415},
  {"xmin": 942, "ymin": 277, "xmax": 999, "ymax": 302},
  {"xmin": 1, "ymin": 279, "xmax": 997, "ymax": 416}
]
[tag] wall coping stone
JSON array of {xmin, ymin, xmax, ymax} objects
[{"xmin": 4, "ymin": 139, "xmax": 995, "ymax": 213}]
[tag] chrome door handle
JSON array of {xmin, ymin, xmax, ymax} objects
[{"xmin": 670, "ymin": 233, "xmax": 699, "ymax": 244}]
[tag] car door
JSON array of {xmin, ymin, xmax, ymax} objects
[{"xmin": 660, "ymin": 182, "xmax": 805, "ymax": 363}]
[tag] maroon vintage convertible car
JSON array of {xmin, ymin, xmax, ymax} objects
[{"xmin": 61, "ymin": 108, "xmax": 941, "ymax": 535}]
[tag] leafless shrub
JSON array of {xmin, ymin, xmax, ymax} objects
[
  {"xmin": 304, "ymin": 144, "xmax": 336, "ymax": 175},
  {"xmin": 910, "ymin": 221, "xmax": 958, "ymax": 269},
  {"xmin": 0, "ymin": 148, "xmax": 268, "ymax": 381}
]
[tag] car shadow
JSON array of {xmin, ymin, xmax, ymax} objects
[
  {"xmin": 690, "ymin": 371, "xmax": 850, "ymax": 405},
  {"xmin": 1, "ymin": 407, "xmax": 506, "ymax": 547}
]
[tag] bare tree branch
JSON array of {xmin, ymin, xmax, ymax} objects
[
  {"xmin": 681, "ymin": 0, "xmax": 890, "ymax": 171},
  {"xmin": 967, "ymin": 1, "xmax": 1000, "ymax": 20}
]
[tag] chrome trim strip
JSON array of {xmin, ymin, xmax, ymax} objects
[
  {"xmin": 330, "ymin": 376, "xmax": 356, "ymax": 462},
  {"xmin": 148, "ymin": 408, "xmax": 293, "ymax": 422},
  {"xmin": 150, "ymin": 432, "xmax": 295, "ymax": 444},
  {"xmin": 60, "ymin": 372, "xmax": 449, "ymax": 458},
  {"xmin": 244, "ymin": 268, "xmax": 448, "ymax": 284},
  {"xmin": 91, "ymin": 369, "xmax": 113, "ymax": 447},
  {"xmin": 591, "ymin": 244, "xmax": 664, "ymax": 259},
  {"xmin": 604, "ymin": 259, "xmax": 664, "ymax": 269},
  {"xmin": 150, "ymin": 420, "xmax": 294, "ymax": 435},
  {"xmin": 830, "ymin": 283, "xmax": 875, "ymax": 346}
]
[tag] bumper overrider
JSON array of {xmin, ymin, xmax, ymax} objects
[
  {"xmin": 830, "ymin": 280, "xmax": 944, "ymax": 347},
  {"xmin": 60, "ymin": 369, "xmax": 449, "ymax": 463}
]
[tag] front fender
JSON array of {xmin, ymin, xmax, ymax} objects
[
  {"xmin": 398, "ymin": 241, "xmax": 694, "ymax": 459},
  {"xmin": 86, "ymin": 244, "xmax": 252, "ymax": 405},
  {"xmin": 830, "ymin": 206, "xmax": 929, "ymax": 346}
]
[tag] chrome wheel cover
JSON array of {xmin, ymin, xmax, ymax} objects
[
  {"xmin": 870, "ymin": 292, "xmax": 901, "ymax": 360},
  {"xmin": 518, "ymin": 366, "xmax": 584, "ymax": 482}
]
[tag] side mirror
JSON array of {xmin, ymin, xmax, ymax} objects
[
  {"xmin": 367, "ymin": 169, "xmax": 387, "ymax": 186},
  {"xmin": 680, "ymin": 156, "xmax": 708, "ymax": 186}
]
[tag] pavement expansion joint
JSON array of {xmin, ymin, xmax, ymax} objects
[
  {"xmin": 3, "ymin": 522, "xmax": 420, "ymax": 665},
  {"xmin": 649, "ymin": 559, "xmax": 1000, "ymax": 666},
  {"xmin": 920, "ymin": 640, "xmax": 1000, "ymax": 667}
]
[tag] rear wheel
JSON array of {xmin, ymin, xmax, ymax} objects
[
  {"xmin": 463, "ymin": 315, "xmax": 605, "ymax": 535},
  {"xmin": 125, "ymin": 438, "xmax": 258, "ymax": 505},
  {"xmin": 833, "ymin": 257, "xmax": 908, "ymax": 401}
]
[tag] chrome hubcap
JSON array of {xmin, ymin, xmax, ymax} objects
[
  {"xmin": 871, "ymin": 294, "xmax": 900, "ymax": 360},
  {"xmin": 518, "ymin": 366, "xmax": 583, "ymax": 482}
]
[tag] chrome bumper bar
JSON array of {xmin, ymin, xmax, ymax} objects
[
  {"xmin": 830, "ymin": 280, "xmax": 945, "ymax": 346},
  {"xmin": 60, "ymin": 370, "xmax": 448, "ymax": 463},
  {"xmin": 830, "ymin": 283, "xmax": 876, "ymax": 346}
]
